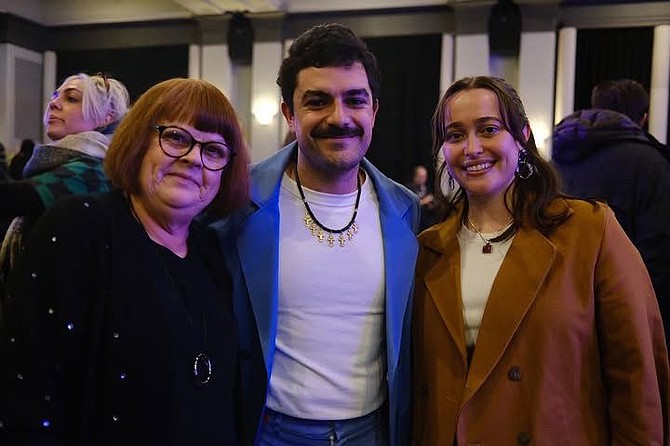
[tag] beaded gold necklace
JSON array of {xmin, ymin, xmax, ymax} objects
[{"xmin": 294, "ymin": 166, "xmax": 361, "ymax": 248}]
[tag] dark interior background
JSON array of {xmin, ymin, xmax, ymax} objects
[
  {"xmin": 55, "ymin": 36, "xmax": 441, "ymax": 185},
  {"xmin": 51, "ymin": 22, "xmax": 669, "ymax": 172},
  {"xmin": 573, "ymin": 27, "xmax": 655, "ymax": 127},
  {"xmin": 55, "ymin": 45, "xmax": 189, "ymax": 102},
  {"xmin": 364, "ymin": 34, "xmax": 442, "ymax": 185}
]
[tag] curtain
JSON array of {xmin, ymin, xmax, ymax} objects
[
  {"xmin": 573, "ymin": 27, "xmax": 653, "ymax": 112},
  {"xmin": 56, "ymin": 45, "xmax": 189, "ymax": 102},
  {"xmin": 363, "ymin": 34, "xmax": 442, "ymax": 185}
]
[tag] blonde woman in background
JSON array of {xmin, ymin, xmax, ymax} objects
[{"xmin": 0, "ymin": 72, "xmax": 129, "ymax": 279}]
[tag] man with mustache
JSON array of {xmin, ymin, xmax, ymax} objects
[{"xmin": 212, "ymin": 23, "xmax": 420, "ymax": 446}]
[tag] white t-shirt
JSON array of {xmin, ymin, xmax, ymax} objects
[
  {"xmin": 267, "ymin": 172, "xmax": 386, "ymax": 420},
  {"xmin": 457, "ymin": 224, "xmax": 514, "ymax": 346}
]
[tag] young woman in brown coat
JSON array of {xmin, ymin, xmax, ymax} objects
[{"xmin": 412, "ymin": 76, "xmax": 669, "ymax": 445}]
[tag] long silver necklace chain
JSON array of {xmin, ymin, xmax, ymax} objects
[{"xmin": 128, "ymin": 195, "xmax": 212, "ymax": 385}]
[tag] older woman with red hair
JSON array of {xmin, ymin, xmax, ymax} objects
[{"xmin": 1, "ymin": 78, "xmax": 264, "ymax": 445}]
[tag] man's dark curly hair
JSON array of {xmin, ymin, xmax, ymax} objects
[{"xmin": 277, "ymin": 23, "xmax": 381, "ymax": 113}]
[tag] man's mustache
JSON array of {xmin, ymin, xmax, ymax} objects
[{"xmin": 311, "ymin": 126, "xmax": 363, "ymax": 138}]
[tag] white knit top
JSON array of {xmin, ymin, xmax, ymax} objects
[{"xmin": 457, "ymin": 224, "xmax": 514, "ymax": 346}]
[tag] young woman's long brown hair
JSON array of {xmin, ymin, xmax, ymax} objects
[{"xmin": 431, "ymin": 76, "xmax": 572, "ymax": 237}]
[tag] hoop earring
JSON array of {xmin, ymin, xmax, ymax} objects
[{"xmin": 515, "ymin": 148, "xmax": 535, "ymax": 180}]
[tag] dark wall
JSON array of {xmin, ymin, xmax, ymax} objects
[
  {"xmin": 55, "ymin": 45, "xmax": 189, "ymax": 102},
  {"xmin": 573, "ymin": 27, "xmax": 654, "ymax": 113},
  {"xmin": 7, "ymin": 10, "xmax": 447, "ymax": 181},
  {"xmin": 364, "ymin": 34, "xmax": 442, "ymax": 184},
  {"xmin": 0, "ymin": 13, "xmax": 44, "ymax": 51}
]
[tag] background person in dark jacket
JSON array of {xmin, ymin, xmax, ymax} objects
[
  {"xmin": 552, "ymin": 107, "xmax": 670, "ymax": 343},
  {"xmin": 8, "ymin": 139, "xmax": 35, "ymax": 181},
  {"xmin": 591, "ymin": 78, "xmax": 669, "ymax": 162},
  {"xmin": 0, "ymin": 142, "xmax": 8, "ymax": 183}
]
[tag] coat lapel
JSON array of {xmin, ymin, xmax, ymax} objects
[
  {"xmin": 362, "ymin": 159, "xmax": 419, "ymax": 379},
  {"xmin": 236, "ymin": 205, "xmax": 279, "ymax": 374},
  {"xmin": 464, "ymin": 226, "xmax": 557, "ymax": 400},
  {"xmin": 423, "ymin": 218, "xmax": 469, "ymax": 369},
  {"xmin": 236, "ymin": 145, "xmax": 296, "ymax": 375}
]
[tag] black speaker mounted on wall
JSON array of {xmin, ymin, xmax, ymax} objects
[
  {"xmin": 488, "ymin": 0, "xmax": 522, "ymax": 57},
  {"xmin": 228, "ymin": 12, "xmax": 254, "ymax": 65}
]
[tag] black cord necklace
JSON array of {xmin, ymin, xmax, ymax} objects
[
  {"xmin": 294, "ymin": 164, "xmax": 361, "ymax": 248},
  {"xmin": 467, "ymin": 215, "xmax": 515, "ymax": 254},
  {"xmin": 127, "ymin": 195, "xmax": 212, "ymax": 385}
]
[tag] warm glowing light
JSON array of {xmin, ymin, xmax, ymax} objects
[
  {"xmin": 528, "ymin": 116, "xmax": 552, "ymax": 159},
  {"xmin": 252, "ymin": 98, "xmax": 279, "ymax": 125}
]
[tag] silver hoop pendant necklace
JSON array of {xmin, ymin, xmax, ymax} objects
[
  {"xmin": 189, "ymin": 313, "xmax": 212, "ymax": 386},
  {"xmin": 169, "ymin": 279, "xmax": 213, "ymax": 386},
  {"xmin": 170, "ymin": 283, "xmax": 213, "ymax": 386},
  {"xmin": 193, "ymin": 352, "xmax": 212, "ymax": 385}
]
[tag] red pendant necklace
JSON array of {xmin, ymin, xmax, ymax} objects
[{"xmin": 467, "ymin": 215, "xmax": 515, "ymax": 254}]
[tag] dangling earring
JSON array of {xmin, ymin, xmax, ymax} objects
[
  {"xmin": 515, "ymin": 148, "xmax": 535, "ymax": 180},
  {"xmin": 448, "ymin": 172, "xmax": 455, "ymax": 190}
]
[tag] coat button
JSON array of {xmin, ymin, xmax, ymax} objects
[
  {"xmin": 517, "ymin": 432, "xmax": 531, "ymax": 444},
  {"xmin": 508, "ymin": 366, "xmax": 522, "ymax": 381}
]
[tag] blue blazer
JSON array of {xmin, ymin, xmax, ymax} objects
[{"xmin": 212, "ymin": 143, "xmax": 420, "ymax": 446}]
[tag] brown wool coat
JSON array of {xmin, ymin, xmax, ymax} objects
[{"xmin": 412, "ymin": 199, "xmax": 670, "ymax": 446}]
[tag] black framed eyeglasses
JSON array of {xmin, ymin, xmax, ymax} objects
[{"xmin": 155, "ymin": 125, "xmax": 235, "ymax": 171}]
